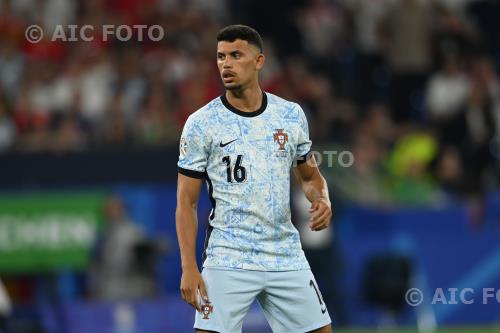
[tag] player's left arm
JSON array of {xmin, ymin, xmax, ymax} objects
[{"xmin": 293, "ymin": 156, "xmax": 333, "ymax": 231}]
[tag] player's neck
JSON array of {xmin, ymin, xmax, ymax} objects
[{"xmin": 225, "ymin": 85, "xmax": 263, "ymax": 113}]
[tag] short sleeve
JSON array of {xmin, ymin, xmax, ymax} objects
[
  {"xmin": 177, "ymin": 115, "xmax": 209, "ymax": 179},
  {"xmin": 295, "ymin": 104, "xmax": 312, "ymax": 162}
]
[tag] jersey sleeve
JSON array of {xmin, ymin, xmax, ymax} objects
[
  {"xmin": 294, "ymin": 104, "xmax": 312, "ymax": 163},
  {"xmin": 177, "ymin": 114, "xmax": 209, "ymax": 179}
]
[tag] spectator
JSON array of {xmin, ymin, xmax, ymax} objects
[
  {"xmin": 134, "ymin": 87, "xmax": 179, "ymax": 147},
  {"xmin": 381, "ymin": 0, "xmax": 435, "ymax": 122},
  {"xmin": 49, "ymin": 113, "xmax": 87, "ymax": 152},
  {"xmin": 77, "ymin": 49, "xmax": 116, "ymax": 123},
  {"xmin": 0, "ymin": 0, "xmax": 497, "ymax": 196},
  {"xmin": 345, "ymin": 0, "xmax": 394, "ymax": 106},
  {"xmin": 89, "ymin": 196, "xmax": 156, "ymax": 301},
  {"xmin": 0, "ymin": 98, "xmax": 15, "ymax": 152},
  {"xmin": 466, "ymin": 0, "xmax": 500, "ymax": 69},
  {"xmin": 387, "ymin": 130, "xmax": 441, "ymax": 206},
  {"xmin": 358, "ymin": 103, "xmax": 396, "ymax": 147},
  {"xmin": 95, "ymin": 94, "xmax": 133, "ymax": 148},
  {"xmin": 116, "ymin": 47, "xmax": 148, "ymax": 121},
  {"xmin": 0, "ymin": 40, "xmax": 25, "ymax": 103},
  {"xmin": 296, "ymin": 0, "xmax": 347, "ymax": 61},
  {"xmin": 425, "ymin": 53, "xmax": 470, "ymax": 123},
  {"xmin": 445, "ymin": 56, "xmax": 499, "ymax": 194},
  {"xmin": 432, "ymin": 145, "xmax": 467, "ymax": 199},
  {"xmin": 327, "ymin": 133, "xmax": 391, "ymax": 207},
  {"xmin": 0, "ymin": 278, "xmax": 11, "ymax": 333}
]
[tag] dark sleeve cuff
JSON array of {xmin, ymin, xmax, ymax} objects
[
  {"xmin": 178, "ymin": 167, "xmax": 205, "ymax": 179},
  {"xmin": 295, "ymin": 150, "xmax": 311, "ymax": 165}
]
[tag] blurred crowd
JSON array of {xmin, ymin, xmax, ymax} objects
[{"xmin": 0, "ymin": 0, "xmax": 499, "ymax": 203}]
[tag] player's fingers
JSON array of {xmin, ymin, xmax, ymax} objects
[
  {"xmin": 182, "ymin": 287, "xmax": 192, "ymax": 303},
  {"xmin": 310, "ymin": 210, "xmax": 331, "ymax": 230},
  {"xmin": 312, "ymin": 219, "xmax": 329, "ymax": 231},
  {"xmin": 188, "ymin": 287, "xmax": 203, "ymax": 311},
  {"xmin": 309, "ymin": 201, "xmax": 319, "ymax": 212},
  {"xmin": 187, "ymin": 289, "xmax": 201, "ymax": 312},
  {"xmin": 193, "ymin": 298, "xmax": 202, "ymax": 312},
  {"xmin": 180, "ymin": 289, "xmax": 186, "ymax": 301},
  {"xmin": 199, "ymin": 279, "xmax": 209, "ymax": 302},
  {"xmin": 314, "ymin": 223, "xmax": 329, "ymax": 231},
  {"xmin": 310, "ymin": 205, "xmax": 327, "ymax": 222},
  {"xmin": 180, "ymin": 283, "xmax": 190, "ymax": 301}
]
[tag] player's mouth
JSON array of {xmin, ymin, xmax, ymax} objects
[{"xmin": 222, "ymin": 71, "xmax": 236, "ymax": 83}]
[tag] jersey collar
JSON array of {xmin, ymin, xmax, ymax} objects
[{"xmin": 220, "ymin": 91, "xmax": 267, "ymax": 118}]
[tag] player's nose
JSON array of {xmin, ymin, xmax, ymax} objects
[{"xmin": 222, "ymin": 58, "xmax": 232, "ymax": 68}]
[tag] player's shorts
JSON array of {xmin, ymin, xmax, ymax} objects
[{"xmin": 194, "ymin": 267, "xmax": 332, "ymax": 333}]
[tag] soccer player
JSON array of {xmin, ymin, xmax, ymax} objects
[{"xmin": 176, "ymin": 24, "xmax": 333, "ymax": 333}]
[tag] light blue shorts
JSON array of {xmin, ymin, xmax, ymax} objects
[{"xmin": 194, "ymin": 267, "xmax": 332, "ymax": 333}]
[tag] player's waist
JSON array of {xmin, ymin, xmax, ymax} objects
[
  {"xmin": 209, "ymin": 209, "xmax": 292, "ymax": 224},
  {"xmin": 205, "ymin": 229, "xmax": 303, "ymax": 255},
  {"xmin": 203, "ymin": 251, "xmax": 310, "ymax": 272}
]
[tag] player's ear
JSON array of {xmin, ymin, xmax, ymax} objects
[{"xmin": 255, "ymin": 53, "xmax": 265, "ymax": 70}]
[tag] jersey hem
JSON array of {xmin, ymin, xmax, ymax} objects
[
  {"xmin": 299, "ymin": 319, "xmax": 332, "ymax": 333},
  {"xmin": 178, "ymin": 166, "xmax": 205, "ymax": 179},
  {"xmin": 202, "ymin": 262, "xmax": 311, "ymax": 272},
  {"xmin": 193, "ymin": 324, "xmax": 222, "ymax": 333},
  {"xmin": 295, "ymin": 150, "xmax": 312, "ymax": 165}
]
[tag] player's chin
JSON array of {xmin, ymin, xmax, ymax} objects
[{"xmin": 224, "ymin": 83, "xmax": 241, "ymax": 90}]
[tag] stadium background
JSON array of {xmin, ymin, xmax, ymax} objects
[{"xmin": 0, "ymin": 0, "xmax": 499, "ymax": 332}]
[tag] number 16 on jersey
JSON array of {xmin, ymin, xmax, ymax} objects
[{"xmin": 222, "ymin": 154, "xmax": 247, "ymax": 183}]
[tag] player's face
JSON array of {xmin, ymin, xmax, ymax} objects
[{"xmin": 217, "ymin": 39, "xmax": 264, "ymax": 91}]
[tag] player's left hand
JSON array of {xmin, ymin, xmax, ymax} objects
[{"xmin": 309, "ymin": 197, "xmax": 332, "ymax": 231}]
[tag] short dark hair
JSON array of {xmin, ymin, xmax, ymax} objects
[{"xmin": 216, "ymin": 25, "xmax": 263, "ymax": 52}]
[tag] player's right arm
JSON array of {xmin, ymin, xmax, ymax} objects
[
  {"xmin": 176, "ymin": 173, "xmax": 208, "ymax": 312},
  {"xmin": 176, "ymin": 113, "xmax": 210, "ymax": 312}
]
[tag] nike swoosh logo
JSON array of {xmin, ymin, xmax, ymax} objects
[
  {"xmin": 219, "ymin": 139, "xmax": 237, "ymax": 147},
  {"xmin": 321, "ymin": 307, "xmax": 327, "ymax": 314}
]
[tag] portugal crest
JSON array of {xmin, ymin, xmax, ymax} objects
[
  {"xmin": 273, "ymin": 129, "xmax": 288, "ymax": 151},
  {"xmin": 201, "ymin": 301, "xmax": 213, "ymax": 319}
]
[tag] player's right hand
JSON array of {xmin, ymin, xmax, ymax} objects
[{"xmin": 180, "ymin": 268, "xmax": 209, "ymax": 312}]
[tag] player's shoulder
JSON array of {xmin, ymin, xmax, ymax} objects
[
  {"xmin": 266, "ymin": 92, "xmax": 298, "ymax": 109},
  {"xmin": 265, "ymin": 92, "xmax": 305, "ymax": 119},
  {"xmin": 185, "ymin": 96, "xmax": 223, "ymax": 125}
]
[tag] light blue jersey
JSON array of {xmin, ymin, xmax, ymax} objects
[{"xmin": 177, "ymin": 92, "xmax": 312, "ymax": 271}]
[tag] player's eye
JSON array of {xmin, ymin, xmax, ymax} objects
[
  {"xmin": 217, "ymin": 54, "xmax": 225, "ymax": 60},
  {"xmin": 232, "ymin": 52, "xmax": 240, "ymax": 59}
]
